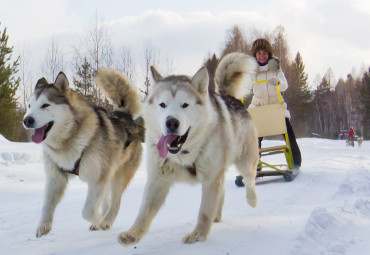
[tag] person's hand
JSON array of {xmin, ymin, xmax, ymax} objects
[
  {"xmin": 268, "ymin": 58, "xmax": 280, "ymax": 71},
  {"xmin": 268, "ymin": 77, "xmax": 280, "ymax": 86}
]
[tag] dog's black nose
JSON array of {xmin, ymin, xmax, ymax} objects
[
  {"xmin": 23, "ymin": 116, "xmax": 34, "ymax": 128},
  {"xmin": 166, "ymin": 118, "xmax": 179, "ymax": 132}
]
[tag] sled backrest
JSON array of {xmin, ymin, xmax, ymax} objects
[{"xmin": 247, "ymin": 103, "xmax": 287, "ymax": 138}]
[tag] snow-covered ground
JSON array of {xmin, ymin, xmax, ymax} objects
[{"xmin": 1, "ymin": 135, "xmax": 369, "ymax": 255}]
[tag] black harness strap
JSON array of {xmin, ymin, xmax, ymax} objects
[
  {"xmin": 60, "ymin": 149, "xmax": 85, "ymax": 176},
  {"xmin": 187, "ymin": 163, "xmax": 197, "ymax": 176}
]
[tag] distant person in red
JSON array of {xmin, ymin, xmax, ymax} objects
[
  {"xmin": 348, "ymin": 127, "xmax": 355, "ymax": 140},
  {"xmin": 348, "ymin": 127, "xmax": 355, "ymax": 146}
]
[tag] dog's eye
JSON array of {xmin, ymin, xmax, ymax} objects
[
  {"xmin": 41, "ymin": 104, "xmax": 50, "ymax": 109},
  {"xmin": 28, "ymin": 104, "xmax": 30, "ymax": 108},
  {"xmin": 159, "ymin": 103, "xmax": 166, "ymax": 108},
  {"xmin": 182, "ymin": 103, "xmax": 189, "ymax": 108}
]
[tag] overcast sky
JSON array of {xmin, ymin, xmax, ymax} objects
[{"xmin": 1, "ymin": 0, "xmax": 370, "ymax": 86}]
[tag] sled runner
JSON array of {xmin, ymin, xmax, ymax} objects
[{"xmin": 246, "ymin": 81, "xmax": 299, "ymax": 182}]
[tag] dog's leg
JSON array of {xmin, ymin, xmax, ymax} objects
[
  {"xmin": 183, "ymin": 174, "xmax": 224, "ymax": 244},
  {"xmin": 244, "ymin": 174, "xmax": 257, "ymax": 208},
  {"xmin": 98, "ymin": 163, "xmax": 138, "ymax": 230},
  {"xmin": 100, "ymin": 185, "xmax": 110, "ymax": 216},
  {"xmin": 97, "ymin": 142, "xmax": 142, "ymax": 230},
  {"xmin": 235, "ymin": 155, "xmax": 258, "ymax": 208},
  {"xmin": 118, "ymin": 173, "xmax": 171, "ymax": 246},
  {"xmin": 214, "ymin": 178, "xmax": 225, "ymax": 223},
  {"xmin": 36, "ymin": 167, "xmax": 68, "ymax": 238},
  {"xmin": 82, "ymin": 182, "xmax": 105, "ymax": 230}
]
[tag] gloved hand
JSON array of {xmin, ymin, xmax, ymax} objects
[
  {"xmin": 268, "ymin": 77, "xmax": 280, "ymax": 86},
  {"xmin": 268, "ymin": 58, "xmax": 280, "ymax": 71}
]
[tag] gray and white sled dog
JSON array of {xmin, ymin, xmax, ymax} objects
[
  {"xmin": 23, "ymin": 70, "xmax": 143, "ymax": 237},
  {"xmin": 118, "ymin": 52, "xmax": 260, "ymax": 245}
]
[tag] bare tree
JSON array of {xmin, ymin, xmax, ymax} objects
[
  {"xmin": 18, "ymin": 42, "xmax": 33, "ymax": 110},
  {"xmin": 324, "ymin": 67, "xmax": 336, "ymax": 91},
  {"xmin": 116, "ymin": 45, "xmax": 136, "ymax": 84},
  {"xmin": 41, "ymin": 38, "xmax": 64, "ymax": 81},
  {"xmin": 312, "ymin": 74, "xmax": 322, "ymax": 89},
  {"xmin": 84, "ymin": 11, "xmax": 112, "ymax": 71},
  {"xmin": 140, "ymin": 39, "xmax": 160, "ymax": 101},
  {"xmin": 72, "ymin": 11, "xmax": 113, "ymax": 105},
  {"xmin": 221, "ymin": 25, "xmax": 250, "ymax": 58},
  {"xmin": 244, "ymin": 26, "xmax": 264, "ymax": 43},
  {"xmin": 160, "ymin": 53, "xmax": 175, "ymax": 77},
  {"xmin": 271, "ymin": 25, "xmax": 290, "ymax": 72}
]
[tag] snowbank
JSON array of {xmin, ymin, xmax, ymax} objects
[{"xmin": 0, "ymin": 135, "xmax": 41, "ymax": 166}]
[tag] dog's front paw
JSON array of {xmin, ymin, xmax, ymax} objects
[
  {"xmin": 246, "ymin": 189, "xmax": 258, "ymax": 208},
  {"xmin": 118, "ymin": 231, "xmax": 140, "ymax": 246},
  {"xmin": 89, "ymin": 224, "xmax": 100, "ymax": 231},
  {"xmin": 89, "ymin": 221, "xmax": 112, "ymax": 231},
  {"xmin": 98, "ymin": 221, "xmax": 112, "ymax": 230},
  {"xmin": 182, "ymin": 230, "xmax": 205, "ymax": 244},
  {"xmin": 36, "ymin": 222, "xmax": 52, "ymax": 238},
  {"xmin": 213, "ymin": 215, "xmax": 222, "ymax": 223}
]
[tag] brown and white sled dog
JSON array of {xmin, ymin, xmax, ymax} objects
[
  {"xmin": 23, "ymin": 70, "xmax": 143, "ymax": 237},
  {"xmin": 118, "ymin": 52, "xmax": 260, "ymax": 245}
]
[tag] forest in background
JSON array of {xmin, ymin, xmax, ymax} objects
[
  {"xmin": 204, "ymin": 25, "xmax": 370, "ymax": 139},
  {"xmin": 1, "ymin": 16, "xmax": 370, "ymax": 142}
]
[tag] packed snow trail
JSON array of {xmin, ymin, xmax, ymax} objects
[{"xmin": 1, "ymin": 136, "xmax": 369, "ymax": 255}]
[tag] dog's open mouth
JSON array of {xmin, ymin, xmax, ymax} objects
[
  {"xmin": 156, "ymin": 128, "xmax": 190, "ymax": 158},
  {"xmin": 31, "ymin": 121, "xmax": 54, "ymax": 144}
]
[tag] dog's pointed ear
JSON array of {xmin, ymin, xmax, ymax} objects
[
  {"xmin": 54, "ymin": 72, "xmax": 69, "ymax": 93},
  {"xmin": 35, "ymin": 77, "xmax": 49, "ymax": 89},
  {"xmin": 191, "ymin": 67, "xmax": 209, "ymax": 94},
  {"xmin": 150, "ymin": 66, "xmax": 162, "ymax": 83}
]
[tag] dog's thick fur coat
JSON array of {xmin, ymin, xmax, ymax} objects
[
  {"xmin": 23, "ymin": 70, "xmax": 143, "ymax": 237},
  {"xmin": 118, "ymin": 52, "xmax": 260, "ymax": 245}
]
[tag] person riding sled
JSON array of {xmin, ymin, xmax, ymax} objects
[{"xmin": 235, "ymin": 38, "xmax": 302, "ymax": 186}]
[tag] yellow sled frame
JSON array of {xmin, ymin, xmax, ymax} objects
[{"xmin": 245, "ymin": 80, "xmax": 297, "ymax": 181}]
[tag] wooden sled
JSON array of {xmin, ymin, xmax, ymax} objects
[{"xmin": 247, "ymin": 83, "xmax": 299, "ymax": 182}]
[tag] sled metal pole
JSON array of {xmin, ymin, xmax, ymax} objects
[
  {"xmin": 261, "ymin": 150, "xmax": 286, "ymax": 157},
  {"xmin": 259, "ymin": 160, "xmax": 287, "ymax": 174},
  {"xmin": 247, "ymin": 80, "xmax": 283, "ymax": 103},
  {"xmin": 276, "ymin": 83, "xmax": 283, "ymax": 104},
  {"xmin": 242, "ymin": 80, "xmax": 270, "ymax": 103},
  {"xmin": 275, "ymin": 83, "xmax": 294, "ymax": 169},
  {"xmin": 253, "ymin": 79, "xmax": 269, "ymax": 84}
]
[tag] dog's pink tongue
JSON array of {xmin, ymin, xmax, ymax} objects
[
  {"xmin": 157, "ymin": 134, "xmax": 178, "ymax": 158},
  {"xmin": 31, "ymin": 127, "xmax": 45, "ymax": 144}
]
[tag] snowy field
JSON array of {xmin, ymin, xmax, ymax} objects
[{"xmin": 0, "ymin": 135, "xmax": 369, "ymax": 255}]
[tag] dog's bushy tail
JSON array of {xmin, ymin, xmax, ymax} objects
[
  {"xmin": 95, "ymin": 69, "xmax": 141, "ymax": 117},
  {"xmin": 215, "ymin": 52, "xmax": 258, "ymax": 99}
]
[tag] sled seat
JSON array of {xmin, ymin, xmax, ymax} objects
[
  {"xmin": 247, "ymin": 103, "xmax": 287, "ymax": 138},
  {"xmin": 247, "ymin": 102, "xmax": 296, "ymax": 182}
]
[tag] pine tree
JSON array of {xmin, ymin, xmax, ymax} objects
[
  {"xmin": 312, "ymin": 78, "xmax": 328, "ymax": 134},
  {"xmin": 73, "ymin": 57, "xmax": 94, "ymax": 102},
  {"xmin": 204, "ymin": 53, "xmax": 219, "ymax": 92},
  {"xmin": 312, "ymin": 76, "xmax": 339, "ymax": 136},
  {"xmin": 0, "ymin": 23, "xmax": 20, "ymax": 140},
  {"xmin": 285, "ymin": 52, "xmax": 312, "ymax": 136},
  {"xmin": 360, "ymin": 68, "xmax": 370, "ymax": 139}
]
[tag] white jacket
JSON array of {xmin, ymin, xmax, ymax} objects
[{"xmin": 245, "ymin": 58, "xmax": 291, "ymax": 118}]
